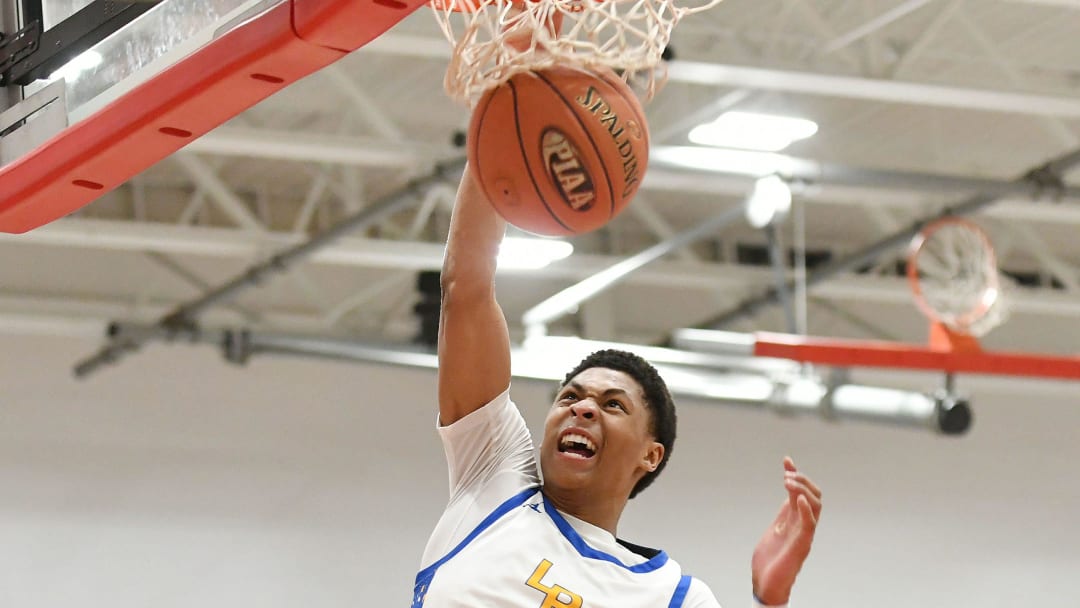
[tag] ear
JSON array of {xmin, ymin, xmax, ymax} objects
[{"xmin": 641, "ymin": 440, "xmax": 664, "ymax": 473}]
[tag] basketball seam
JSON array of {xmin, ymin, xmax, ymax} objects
[
  {"xmin": 509, "ymin": 78, "xmax": 574, "ymax": 234},
  {"xmin": 534, "ymin": 70, "xmax": 617, "ymax": 220}
]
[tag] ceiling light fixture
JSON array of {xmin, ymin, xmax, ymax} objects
[
  {"xmin": 689, "ymin": 111, "xmax": 818, "ymax": 152},
  {"xmin": 497, "ymin": 236, "xmax": 573, "ymax": 270},
  {"xmin": 649, "ymin": 146, "xmax": 805, "ymax": 177},
  {"xmin": 745, "ymin": 175, "xmax": 793, "ymax": 229}
]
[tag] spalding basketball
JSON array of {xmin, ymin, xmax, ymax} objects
[{"xmin": 467, "ymin": 66, "xmax": 649, "ymax": 236}]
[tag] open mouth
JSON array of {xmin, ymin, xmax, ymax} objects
[{"xmin": 558, "ymin": 432, "xmax": 597, "ymax": 459}]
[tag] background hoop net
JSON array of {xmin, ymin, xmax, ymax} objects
[
  {"xmin": 430, "ymin": 0, "xmax": 723, "ymax": 105},
  {"xmin": 907, "ymin": 217, "xmax": 1011, "ymax": 338}
]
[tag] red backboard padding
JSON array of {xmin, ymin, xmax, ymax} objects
[
  {"xmin": 753, "ymin": 331, "xmax": 1080, "ymax": 380},
  {"xmin": 0, "ymin": 0, "xmax": 427, "ymax": 233}
]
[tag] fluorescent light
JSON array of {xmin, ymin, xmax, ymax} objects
[
  {"xmin": 689, "ymin": 111, "xmax": 818, "ymax": 152},
  {"xmin": 50, "ymin": 50, "xmax": 103, "ymax": 82},
  {"xmin": 745, "ymin": 175, "xmax": 792, "ymax": 228},
  {"xmin": 498, "ymin": 236, "xmax": 573, "ymax": 270}
]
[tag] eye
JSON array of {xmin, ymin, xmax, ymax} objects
[
  {"xmin": 559, "ymin": 392, "xmax": 578, "ymax": 403},
  {"xmin": 605, "ymin": 399, "xmax": 626, "ymax": 411}
]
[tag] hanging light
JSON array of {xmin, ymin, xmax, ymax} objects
[
  {"xmin": 745, "ymin": 174, "xmax": 792, "ymax": 228},
  {"xmin": 497, "ymin": 236, "xmax": 573, "ymax": 270},
  {"xmin": 689, "ymin": 111, "xmax": 819, "ymax": 152}
]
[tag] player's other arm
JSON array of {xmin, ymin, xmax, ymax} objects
[
  {"xmin": 437, "ymin": 166, "xmax": 512, "ymax": 426},
  {"xmin": 751, "ymin": 457, "xmax": 822, "ymax": 606}
]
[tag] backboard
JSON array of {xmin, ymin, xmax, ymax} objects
[
  {"xmin": 672, "ymin": 217, "xmax": 1080, "ymax": 383},
  {"xmin": 0, "ymin": 0, "xmax": 429, "ymax": 233}
]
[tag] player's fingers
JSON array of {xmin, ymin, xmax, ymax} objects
[
  {"xmin": 797, "ymin": 494, "xmax": 818, "ymax": 528},
  {"xmin": 785, "ymin": 478, "xmax": 822, "ymax": 517},
  {"xmin": 783, "ymin": 456, "xmax": 797, "ymax": 473},
  {"xmin": 784, "ymin": 471, "xmax": 822, "ymax": 499}
]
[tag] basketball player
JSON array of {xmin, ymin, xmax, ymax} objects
[{"xmin": 413, "ymin": 167, "xmax": 822, "ymax": 607}]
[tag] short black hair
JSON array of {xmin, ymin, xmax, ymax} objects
[{"xmin": 560, "ymin": 349, "xmax": 676, "ymax": 499}]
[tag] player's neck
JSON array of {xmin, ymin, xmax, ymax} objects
[{"xmin": 543, "ymin": 486, "xmax": 627, "ymax": 536}]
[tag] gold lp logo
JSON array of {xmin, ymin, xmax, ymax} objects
[{"xmin": 526, "ymin": 559, "xmax": 583, "ymax": 608}]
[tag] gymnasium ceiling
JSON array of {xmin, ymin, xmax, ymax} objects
[{"xmin": 3, "ymin": 0, "xmax": 1080, "ymax": 374}]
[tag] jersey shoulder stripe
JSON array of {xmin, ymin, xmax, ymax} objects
[
  {"xmin": 413, "ymin": 486, "xmax": 686, "ymax": 608},
  {"xmin": 668, "ymin": 575, "xmax": 693, "ymax": 608},
  {"xmin": 412, "ymin": 485, "xmax": 540, "ymax": 607},
  {"xmin": 541, "ymin": 493, "xmax": 669, "ymax": 572}
]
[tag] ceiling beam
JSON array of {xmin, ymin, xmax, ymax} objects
[
  {"xmin": 7, "ymin": 217, "xmax": 1080, "ymax": 320},
  {"xmin": 362, "ymin": 33, "xmax": 1080, "ymax": 118},
  {"xmin": 953, "ymin": 11, "xmax": 1079, "ymax": 148},
  {"xmin": 0, "ymin": 293, "xmax": 355, "ymax": 337},
  {"xmin": 666, "ymin": 60, "xmax": 1080, "ymax": 118},
  {"xmin": 889, "ymin": 0, "xmax": 964, "ymax": 78},
  {"xmin": 174, "ymin": 127, "xmax": 1080, "ymax": 224},
  {"xmin": 820, "ymin": 0, "xmax": 932, "ymax": 56},
  {"xmin": 2, "ymin": 217, "xmax": 757, "ymax": 290},
  {"xmin": 187, "ymin": 127, "xmax": 448, "ymax": 168},
  {"xmin": 171, "ymin": 154, "xmax": 265, "ymax": 231},
  {"xmin": 69, "ymin": 158, "xmax": 465, "ymax": 378},
  {"xmin": 322, "ymin": 65, "xmax": 406, "ymax": 141},
  {"xmin": 522, "ymin": 206, "xmax": 747, "ymax": 334}
]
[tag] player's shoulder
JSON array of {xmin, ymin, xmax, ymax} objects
[
  {"xmin": 614, "ymin": 538, "xmax": 664, "ymax": 561},
  {"xmin": 682, "ymin": 576, "xmax": 722, "ymax": 608}
]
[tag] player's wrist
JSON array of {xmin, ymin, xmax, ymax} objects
[{"xmin": 753, "ymin": 592, "xmax": 789, "ymax": 608}]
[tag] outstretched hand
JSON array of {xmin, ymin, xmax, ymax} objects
[{"xmin": 751, "ymin": 457, "xmax": 822, "ymax": 606}]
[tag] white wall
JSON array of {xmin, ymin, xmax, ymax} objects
[{"xmin": 1, "ymin": 333, "xmax": 1076, "ymax": 607}]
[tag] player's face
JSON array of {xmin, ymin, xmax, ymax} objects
[{"xmin": 540, "ymin": 367, "xmax": 664, "ymax": 504}]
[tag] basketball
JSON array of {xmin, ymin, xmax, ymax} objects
[{"xmin": 467, "ymin": 66, "xmax": 650, "ymax": 236}]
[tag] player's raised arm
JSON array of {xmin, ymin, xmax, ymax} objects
[
  {"xmin": 437, "ymin": 166, "xmax": 512, "ymax": 426},
  {"xmin": 751, "ymin": 457, "xmax": 823, "ymax": 606}
]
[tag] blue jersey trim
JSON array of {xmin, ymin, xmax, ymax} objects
[
  {"xmin": 412, "ymin": 485, "xmax": 540, "ymax": 607},
  {"xmin": 668, "ymin": 575, "xmax": 693, "ymax": 608},
  {"xmin": 542, "ymin": 493, "xmax": 670, "ymax": 573}
]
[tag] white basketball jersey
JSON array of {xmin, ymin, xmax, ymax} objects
[{"xmin": 413, "ymin": 486, "xmax": 691, "ymax": 608}]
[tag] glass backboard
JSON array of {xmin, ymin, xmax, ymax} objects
[{"xmin": 0, "ymin": 0, "xmax": 428, "ymax": 232}]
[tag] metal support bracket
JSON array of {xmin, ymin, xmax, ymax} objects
[
  {"xmin": 1, "ymin": 0, "xmax": 160, "ymax": 86},
  {"xmin": 0, "ymin": 20, "xmax": 41, "ymax": 79},
  {"xmin": 1023, "ymin": 164, "xmax": 1066, "ymax": 201},
  {"xmin": 0, "ymin": 77, "xmax": 66, "ymax": 165}
]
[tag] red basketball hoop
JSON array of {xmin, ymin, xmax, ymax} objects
[{"xmin": 907, "ymin": 217, "xmax": 1009, "ymax": 338}]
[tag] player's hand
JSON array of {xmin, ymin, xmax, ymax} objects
[{"xmin": 750, "ymin": 457, "xmax": 822, "ymax": 606}]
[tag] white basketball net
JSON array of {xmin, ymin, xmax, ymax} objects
[
  {"xmin": 430, "ymin": 0, "xmax": 723, "ymax": 105},
  {"xmin": 909, "ymin": 218, "xmax": 1011, "ymax": 338}
]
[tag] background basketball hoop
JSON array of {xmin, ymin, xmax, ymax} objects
[
  {"xmin": 430, "ymin": 0, "xmax": 723, "ymax": 105},
  {"xmin": 907, "ymin": 216, "xmax": 1011, "ymax": 339}
]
